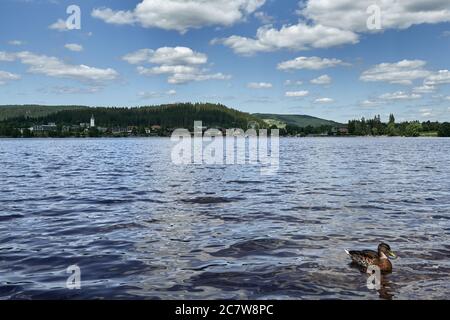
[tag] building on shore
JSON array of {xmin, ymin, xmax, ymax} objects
[
  {"xmin": 29, "ymin": 123, "xmax": 57, "ymax": 133},
  {"xmin": 90, "ymin": 114, "xmax": 95, "ymax": 128}
]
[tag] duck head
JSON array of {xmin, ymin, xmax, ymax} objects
[{"xmin": 378, "ymin": 243, "xmax": 397, "ymax": 259}]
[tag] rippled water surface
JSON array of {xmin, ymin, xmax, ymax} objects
[{"xmin": 1, "ymin": 137, "xmax": 449, "ymax": 300}]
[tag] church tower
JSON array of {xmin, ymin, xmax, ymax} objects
[{"xmin": 90, "ymin": 114, "xmax": 95, "ymax": 128}]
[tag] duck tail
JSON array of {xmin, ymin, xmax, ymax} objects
[{"xmin": 344, "ymin": 249, "xmax": 350, "ymax": 255}]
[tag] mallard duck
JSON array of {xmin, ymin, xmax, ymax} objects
[{"xmin": 345, "ymin": 243, "xmax": 397, "ymax": 273}]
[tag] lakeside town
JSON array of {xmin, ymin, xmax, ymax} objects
[
  {"xmin": 15, "ymin": 113, "xmax": 350, "ymax": 138},
  {"xmin": 26, "ymin": 114, "xmax": 167, "ymax": 138},
  {"xmin": 1, "ymin": 104, "xmax": 449, "ymax": 138}
]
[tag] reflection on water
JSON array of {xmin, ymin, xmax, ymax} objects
[{"xmin": 0, "ymin": 137, "xmax": 449, "ymax": 299}]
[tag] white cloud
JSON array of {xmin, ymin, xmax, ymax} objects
[
  {"xmin": 92, "ymin": 0, "xmax": 265, "ymax": 33},
  {"xmin": 419, "ymin": 108, "xmax": 433, "ymax": 117},
  {"xmin": 214, "ymin": 1, "xmax": 450, "ymax": 55},
  {"xmin": 284, "ymin": 80, "xmax": 303, "ymax": 86},
  {"xmin": 138, "ymin": 89, "xmax": 177, "ymax": 100},
  {"xmin": 8, "ymin": 40, "xmax": 24, "ymax": 46},
  {"xmin": 0, "ymin": 52, "xmax": 16, "ymax": 62},
  {"xmin": 360, "ymin": 99, "xmax": 382, "ymax": 107},
  {"xmin": 124, "ymin": 47, "xmax": 230, "ymax": 84},
  {"xmin": 300, "ymin": 0, "xmax": 450, "ymax": 33},
  {"xmin": 0, "ymin": 51, "xmax": 118, "ymax": 83},
  {"xmin": 413, "ymin": 84, "xmax": 436, "ymax": 93},
  {"xmin": 247, "ymin": 82, "xmax": 273, "ymax": 89},
  {"xmin": 49, "ymin": 86, "xmax": 102, "ymax": 95},
  {"xmin": 49, "ymin": 19, "xmax": 69, "ymax": 32},
  {"xmin": 379, "ymin": 91, "xmax": 422, "ymax": 100},
  {"xmin": 123, "ymin": 47, "xmax": 207, "ymax": 65},
  {"xmin": 213, "ymin": 24, "xmax": 358, "ymax": 55},
  {"xmin": 310, "ymin": 74, "xmax": 331, "ymax": 85},
  {"xmin": 278, "ymin": 56, "xmax": 348, "ymax": 71},
  {"xmin": 166, "ymin": 72, "xmax": 231, "ymax": 84},
  {"xmin": 285, "ymin": 90, "xmax": 309, "ymax": 97},
  {"xmin": 122, "ymin": 49, "xmax": 153, "ymax": 65},
  {"xmin": 424, "ymin": 70, "xmax": 450, "ymax": 86},
  {"xmin": 91, "ymin": 8, "xmax": 136, "ymax": 25},
  {"xmin": 360, "ymin": 60, "xmax": 430, "ymax": 85},
  {"xmin": 0, "ymin": 70, "xmax": 21, "ymax": 85},
  {"xmin": 254, "ymin": 11, "xmax": 274, "ymax": 24},
  {"xmin": 65, "ymin": 43, "xmax": 84, "ymax": 52},
  {"xmin": 315, "ymin": 97, "xmax": 334, "ymax": 103}
]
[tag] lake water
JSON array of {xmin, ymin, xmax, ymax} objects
[{"xmin": 0, "ymin": 137, "xmax": 449, "ymax": 300}]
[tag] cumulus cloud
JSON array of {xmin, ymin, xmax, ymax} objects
[
  {"xmin": 8, "ymin": 40, "xmax": 24, "ymax": 46},
  {"xmin": 360, "ymin": 99, "xmax": 382, "ymax": 107},
  {"xmin": 360, "ymin": 60, "xmax": 430, "ymax": 85},
  {"xmin": 379, "ymin": 91, "xmax": 422, "ymax": 100},
  {"xmin": 124, "ymin": 47, "xmax": 230, "ymax": 84},
  {"xmin": 47, "ymin": 86, "xmax": 102, "ymax": 95},
  {"xmin": 0, "ymin": 70, "xmax": 21, "ymax": 85},
  {"xmin": 65, "ymin": 43, "xmax": 84, "ymax": 52},
  {"xmin": 424, "ymin": 70, "xmax": 450, "ymax": 86},
  {"xmin": 301, "ymin": 0, "xmax": 450, "ymax": 33},
  {"xmin": 49, "ymin": 19, "xmax": 69, "ymax": 31},
  {"xmin": 0, "ymin": 52, "xmax": 16, "ymax": 62},
  {"xmin": 285, "ymin": 90, "xmax": 309, "ymax": 97},
  {"xmin": 310, "ymin": 74, "xmax": 331, "ymax": 85},
  {"xmin": 247, "ymin": 82, "xmax": 273, "ymax": 89},
  {"xmin": 215, "ymin": 1, "xmax": 450, "ymax": 55},
  {"xmin": 278, "ymin": 56, "xmax": 348, "ymax": 71},
  {"xmin": 413, "ymin": 84, "xmax": 436, "ymax": 94},
  {"xmin": 123, "ymin": 47, "xmax": 207, "ymax": 65},
  {"xmin": 92, "ymin": 0, "xmax": 265, "ymax": 33},
  {"xmin": 0, "ymin": 51, "xmax": 118, "ymax": 83},
  {"xmin": 91, "ymin": 8, "xmax": 136, "ymax": 25},
  {"xmin": 315, "ymin": 97, "xmax": 334, "ymax": 103},
  {"xmin": 138, "ymin": 89, "xmax": 177, "ymax": 100},
  {"xmin": 213, "ymin": 24, "xmax": 358, "ymax": 55},
  {"xmin": 284, "ymin": 80, "xmax": 303, "ymax": 86},
  {"xmin": 419, "ymin": 108, "xmax": 433, "ymax": 117}
]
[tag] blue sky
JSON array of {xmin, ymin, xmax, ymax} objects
[{"xmin": 1, "ymin": 0, "xmax": 450, "ymax": 122}]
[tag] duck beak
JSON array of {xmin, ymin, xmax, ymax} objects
[{"xmin": 388, "ymin": 251, "xmax": 397, "ymax": 259}]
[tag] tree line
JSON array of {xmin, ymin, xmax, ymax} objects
[{"xmin": 348, "ymin": 114, "xmax": 450, "ymax": 137}]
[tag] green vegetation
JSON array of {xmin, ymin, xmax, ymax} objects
[
  {"xmin": 1, "ymin": 104, "xmax": 449, "ymax": 138},
  {"xmin": 254, "ymin": 113, "xmax": 343, "ymax": 128},
  {"xmin": 0, "ymin": 103, "xmax": 266, "ymax": 138},
  {"xmin": 348, "ymin": 114, "xmax": 450, "ymax": 137},
  {"xmin": 0, "ymin": 105, "xmax": 88, "ymax": 121}
]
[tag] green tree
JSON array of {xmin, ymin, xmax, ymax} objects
[
  {"xmin": 438, "ymin": 122, "xmax": 450, "ymax": 137},
  {"xmin": 389, "ymin": 114, "xmax": 395, "ymax": 124},
  {"xmin": 387, "ymin": 122, "xmax": 398, "ymax": 136},
  {"xmin": 88, "ymin": 127, "xmax": 100, "ymax": 137},
  {"xmin": 404, "ymin": 121, "xmax": 422, "ymax": 137}
]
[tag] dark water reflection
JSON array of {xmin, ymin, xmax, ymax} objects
[{"xmin": 0, "ymin": 137, "xmax": 449, "ymax": 299}]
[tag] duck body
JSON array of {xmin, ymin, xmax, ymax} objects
[{"xmin": 345, "ymin": 243, "xmax": 396, "ymax": 273}]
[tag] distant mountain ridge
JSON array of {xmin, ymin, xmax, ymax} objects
[{"xmin": 253, "ymin": 113, "xmax": 344, "ymax": 128}]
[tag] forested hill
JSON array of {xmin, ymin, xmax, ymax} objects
[
  {"xmin": 0, "ymin": 105, "xmax": 88, "ymax": 120},
  {"xmin": 2, "ymin": 103, "xmax": 266, "ymax": 129},
  {"xmin": 254, "ymin": 113, "xmax": 343, "ymax": 128}
]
